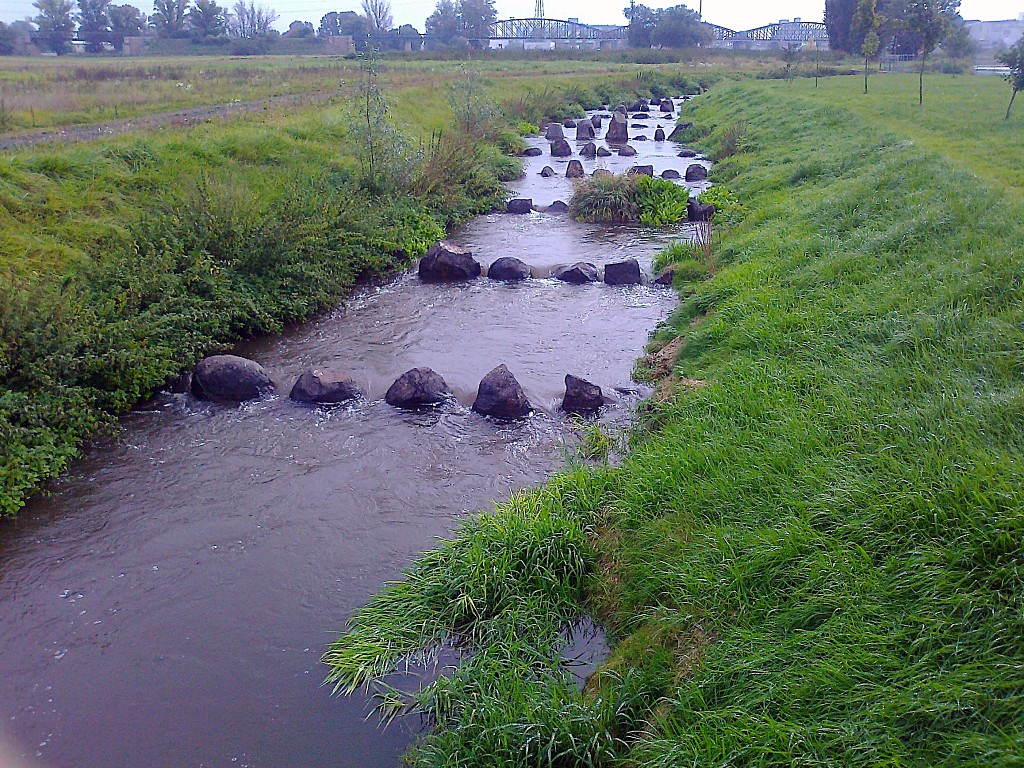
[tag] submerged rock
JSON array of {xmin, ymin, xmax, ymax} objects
[
  {"xmin": 554, "ymin": 262, "xmax": 599, "ymax": 284},
  {"xmin": 661, "ymin": 169, "xmax": 682, "ymax": 179},
  {"xmin": 596, "ymin": 146, "xmax": 612, "ymax": 157},
  {"xmin": 506, "ymin": 198, "xmax": 534, "ymax": 214},
  {"xmin": 592, "ymin": 169, "xmax": 613, "ymax": 177},
  {"xmin": 472, "ymin": 364, "xmax": 532, "ymax": 419},
  {"xmin": 604, "ymin": 258, "xmax": 642, "ymax": 285},
  {"xmin": 566, "ymin": 160, "xmax": 585, "ymax": 179},
  {"xmin": 385, "ymin": 367, "xmax": 451, "ymax": 408},
  {"xmin": 191, "ymin": 355, "xmax": 275, "ymax": 402},
  {"xmin": 678, "ymin": 148, "xmax": 697, "ymax": 158},
  {"xmin": 563, "ymin": 118, "xmax": 577, "ymax": 128},
  {"xmin": 685, "ymin": 163, "xmax": 708, "ymax": 181},
  {"xmin": 562, "ymin": 374, "xmax": 604, "ymax": 413},
  {"xmin": 545, "ymin": 200, "xmax": 569, "ymax": 213},
  {"xmin": 633, "ymin": 135, "xmax": 649, "ymax": 141},
  {"xmin": 540, "ymin": 165, "xmax": 556, "ymax": 177},
  {"xmin": 522, "ymin": 147, "xmax": 543, "ymax": 157},
  {"xmin": 627, "ymin": 165, "xmax": 654, "ymax": 177},
  {"xmin": 487, "ymin": 256, "xmax": 532, "ymax": 281},
  {"xmin": 289, "ymin": 369, "xmax": 361, "ymax": 404},
  {"xmin": 418, "ymin": 241, "xmax": 481, "ymax": 281},
  {"xmin": 617, "ymin": 145, "xmax": 637, "ymax": 156}
]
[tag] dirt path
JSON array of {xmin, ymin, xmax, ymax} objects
[{"xmin": 0, "ymin": 90, "xmax": 336, "ymax": 151}]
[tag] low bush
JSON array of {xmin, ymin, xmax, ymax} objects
[{"xmin": 569, "ymin": 174, "xmax": 689, "ymax": 227}]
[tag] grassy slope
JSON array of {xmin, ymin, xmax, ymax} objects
[{"xmin": 324, "ymin": 73, "xmax": 1023, "ymax": 766}]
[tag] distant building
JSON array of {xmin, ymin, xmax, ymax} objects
[{"xmin": 965, "ymin": 18, "xmax": 1024, "ymax": 50}]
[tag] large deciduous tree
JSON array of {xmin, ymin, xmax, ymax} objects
[
  {"xmin": 188, "ymin": 0, "xmax": 227, "ymax": 38},
  {"xmin": 33, "ymin": 0, "xmax": 76, "ymax": 54},
  {"xmin": 650, "ymin": 5, "xmax": 711, "ymax": 48},
  {"xmin": 825, "ymin": 0, "xmax": 857, "ymax": 52},
  {"xmin": 624, "ymin": 3, "xmax": 658, "ymax": 48},
  {"xmin": 151, "ymin": 0, "xmax": 189, "ymax": 36},
  {"xmin": 229, "ymin": 0, "xmax": 278, "ymax": 37},
  {"xmin": 425, "ymin": 0, "xmax": 459, "ymax": 43},
  {"xmin": 108, "ymin": 3, "xmax": 143, "ymax": 50},
  {"xmin": 458, "ymin": 0, "xmax": 495, "ymax": 44},
  {"xmin": 360, "ymin": 0, "xmax": 391, "ymax": 33},
  {"xmin": 0, "ymin": 21, "xmax": 18, "ymax": 55},
  {"xmin": 997, "ymin": 36, "xmax": 1024, "ymax": 119},
  {"xmin": 77, "ymin": 0, "xmax": 111, "ymax": 52}
]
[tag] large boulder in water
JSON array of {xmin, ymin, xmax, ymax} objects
[
  {"xmin": 550, "ymin": 138, "xmax": 573, "ymax": 157},
  {"xmin": 506, "ymin": 198, "xmax": 534, "ymax": 214},
  {"xmin": 472, "ymin": 364, "xmax": 531, "ymax": 419},
  {"xmin": 385, "ymin": 367, "xmax": 451, "ymax": 408},
  {"xmin": 554, "ymin": 262, "xmax": 599, "ymax": 284},
  {"xmin": 590, "ymin": 114, "xmax": 602, "ymax": 129},
  {"xmin": 654, "ymin": 127, "xmax": 666, "ymax": 141},
  {"xmin": 488, "ymin": 256, "xmax": 531, "ymax": 281},
  {"xmin": 604, "ymin": 258, "xmax": 642, "ymax": 285},
  {"xmin": 592, "ymin": 169, "xmax": 612, "ymax": 177},
  {"xmin": 563, "ymin": 118, "xmax": 576, "ymax": 128},
  {"xmin": 617, "ymin": 145, "xmax": 637, "ymax": 157},
  {"xmin": 687, "ymin": 199, "xmax": 716, "ymax": 222},
  {"xmin": 605, "ymin": 112, "xmax": 629, "ymax": 143},
  {"xmin": 545, "ymin": 200, "xmax": 569, "ymax": 213},
  {"xmin": 627, "ymin": 164, "xmax": 654, "ymax": 177},
  {"xmin": 566, "ymin": 160, "xmax": 585, "ymax": 178},
  {"xmin": 522, "ymin": 146, "xmax": 543, "ymax": 157},
  {"xmin": 191, "ymin": 355, "xmax": 275, "ymax": 402},
  {"xmin": 660, "ymin": 100, "xmax": 674, "ymax": 113},
  {"xmin": 596, "ymin": 146, "xmax": 612, "ymax": 157},
  {"xmin": 661, "ymin": 169, "xmax": 681, "ymax": 179},
  {"xmin": 562, "ymin": 374, "xmax": 604, "ymax": 413},
  {"xmin": 540, "ymin": 165, "xmax": 556, "ymax": 177},
  {"xmin": 576, "ymin": 120, "xmax": 595, "ymax": 140},
  {"xmin": 580, "ymin": 142, "xmax": 598, "ymax": 158},
  {"xmin": 545, "ymin": 123, "xmax": 564, "ymax": 141},
  {"xmin": 678, "ymin": 148, "xmax": 697, "ymax": 158},
  {"xmin": 685, "ymin": 163, "xmax": 708, "ymax": 182},
  {"xmin": 290, "ymin": 368, "xmax": 361, "ymax": 404},
  {"xmin": 418, "ymin": 241, "xmax": 481, "ymax": 281}
]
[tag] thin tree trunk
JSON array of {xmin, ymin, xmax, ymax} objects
[
  {"xmin": 919, "ymin": 56, "xmax": 925, "ymax": 105},
  {"xmin": 864, "ymin": 56, "xmax": 869, "ymax": 93},
  {"xmin": 1008, "ymin": 89, "xmax": 1017, "ymax": 121}
]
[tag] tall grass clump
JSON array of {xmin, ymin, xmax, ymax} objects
[{"xmin": 569, "ymin": 174, "xmax": 688, "ymax": 226}]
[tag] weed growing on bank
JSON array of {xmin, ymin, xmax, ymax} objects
[{"xmin": 325, "ymin": 75, "xmax": 1024, "ymax": 766}]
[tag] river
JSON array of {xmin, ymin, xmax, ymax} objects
[{"xmin": 0, "ymin": 102, "xmax": 705, "ymax": 768}]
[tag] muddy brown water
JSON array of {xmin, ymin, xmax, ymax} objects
[{"xmin": 0, "ymin": 104, "xmax": 706, "ymax": 768}]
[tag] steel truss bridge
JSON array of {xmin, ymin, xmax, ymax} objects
[
  {"xmin": 488, "ymin": 18, "xmax": 627, "ymax": 39},
  {"xmin": 709, "ymin": 20, "xmax": 828, "ymax": 45}
]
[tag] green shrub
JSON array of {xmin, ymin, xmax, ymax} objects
[
  {"xmin": 635, "ymin": 175, "xmax": 690, "ymax": 227},
  {"xmin": 697, "ymin": 184, "xmax": 745, "ymax": 224},
  {"xmin": 569, "ymin": 174, "xmax": 640, "ymax": 223}
]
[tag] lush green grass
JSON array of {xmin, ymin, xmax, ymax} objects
[{"xmin": 324, "ymin": 74, "xmax": 1024, "ymax": 766}]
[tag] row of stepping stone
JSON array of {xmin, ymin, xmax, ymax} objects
[
  {"xmin": 418, "ymin": 241, "xmax": 658, "ymax": 286},
  {"xmin": 527, "ymin": 162, "xmax": 702, "ymax": 181},
  {"xmin": 189, "ymin": 355, "xmax": 606, "ymax": 418}
]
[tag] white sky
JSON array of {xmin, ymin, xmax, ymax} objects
[{"xmin": 2, "ymin": 0, "xmax": 1021, "ymax": 36}]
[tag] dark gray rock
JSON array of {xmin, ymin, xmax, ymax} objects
[
  {"xmin": 661, "ymin": 169, "xmax": 681, "ymax": 179},
  {"xmin": 590, "ymin": 114, "xmax": 602, "ymax": 129},
  {"xmin": 660, "ymin": 100, "xmax": 674, "ymax": 112},
  {"xmin": 614, "ymin": 104, "xmax": 627, "ymax": 114},
  {"xmin": 289, "ymin": 368, "xmax": 361, "ymax": 404},
  {"xmin": 544, "ymin": 200, "xmax": 569, "ymax": 213},
  {"xmin": 550, "ymin": 138, "xmax": 573, "ymax": 157},
  {"xmin": 631, "ymin": 114, "xmax": 649, "ymax": 121},
  {"xmin": 687, "ymin": 199, "xmax": 716, "ymax": 222},
  {"xmin": 506, "ymin": 198, "xmax": 534, "ymax": 214},
  {"xmin": 617, "ymin": 145, "xmax": 637, "ymax": 156},
  {"xmin": 596, "ymin": 146, "xmax": 612, "ymax": 157},
  {"xmin": 576, "ymin": 120, "xmax": 595, "ymax": 140},
  {"xmin": 563, "ymin": 118, "xmax": 576, "ymax": 128},
  {"xmin": 487, "ymin": 256, "xmax": 531, "ymax": 281},
  {"xmin": 605, "ymin": 111, "xmax": 629, "ymax": 143},
  {"xmin": 191, "ymin": 355, "xmax": 275, "ymax": 402},
  {"xmin": 628, "ymin": 100, "xmax": 644, "ymax": 112},
  {"xmin": 627, "ymin": 165, "xmax": 654, "ymax": 177},
  {"xmin": 554, "ymin": 262, "xmax": 599, "ymax": 284},
  {"xmin": 685, "ymin": 163, "xmax": 708, "ymax": 182},
  {"xmin": 544, "ymin": 123, "xmax": 564, "ymax": 141},
  {"xmin": 540, "ymin": 165, "xmax": 556, "ymax": 177},
  {"xmin": 562, "ymin": 374, "xmax": 604, "ymax": 414},
  {"xmin": 472, "ymin": 364, "xmax": 531, "ymax": 419},
  {"xmin": 654, "ymin": 267, "xmax": 676, "ymax": 286},
  {"xmin": 385, "ymin": 367, "xmax": 451, "ymax": 408},
  {"xmin": 678, "ymin": 148, "xmax": 697, "ymax": 158},
  {"xmin": 522, "ymin": 146, "xmax": 543, "ymax": 157},
  {"xmin": 418, "ymin": 241, "xmax": 481, "ymax": 281},
  {"xmin": 604, "ymin": 258, "xmax": 642, "ymax": 285},
  {"xmin": 631, "ymin": 123, "xmax": 647, "ymax": 129},
  {"xmin": 633, "ymin": 135, "xmax": 649, "ymax": 141},
  {"xmin": 580, "ymin": 141, "xmax": 598, "ymax": 158},
  {"xmin": 592, "ymin": 169, "xmax": 613, "ymax": 177},
  {"xmin": 566, "ymin": 160, "xmax": 585, "ymax": 178},
  {"xmin": 654, "ymin": 127, "xmax": 666, "ymax": 141}
]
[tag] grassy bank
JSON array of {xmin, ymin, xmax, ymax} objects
[
  {"xmin": 0, "ymin": 64, "xmax": 697, "ymax": 516},
  {"xmin": 324, "ymin": 73, "xmax": 1023, "ymax": 766}
]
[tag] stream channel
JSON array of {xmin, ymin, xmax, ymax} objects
[{"xmin": 0, "ymin": 102, "xmax": 707, "ymax": 768}]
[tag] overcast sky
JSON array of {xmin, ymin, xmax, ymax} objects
[{"xmin": 3, "ymin": 0, "xmax": 1021, "ymax": 36}]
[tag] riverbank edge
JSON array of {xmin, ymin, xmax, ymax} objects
[{"xmin": 323, "ymin": 76, "xmax": 1024, "ymax": 766}]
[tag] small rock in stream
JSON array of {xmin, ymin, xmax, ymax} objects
[
  {"xmin": 472, "ymin": 364, "xmax": 532, "ymax": 419},
  {"xmin": 385, "ymin": 367, "xmax": 451, "ymax": 408},
  {"xmin": 562, "ymin": 374, "xmax": 605, "ymax": 414},
  {"xmin": 506, "ymin": 198, "xmax": 534, "ymax": 214},
  {"xmin": 554, "ymin": 262, "xmax": 599, "ymax": 284},
  {"xmin": 290, "ymin": 369, "xmax": 362, "ymax": 404},
  {"xmin": 487, "ymin": 256, "xmax": 532, "ymax": 281}
]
